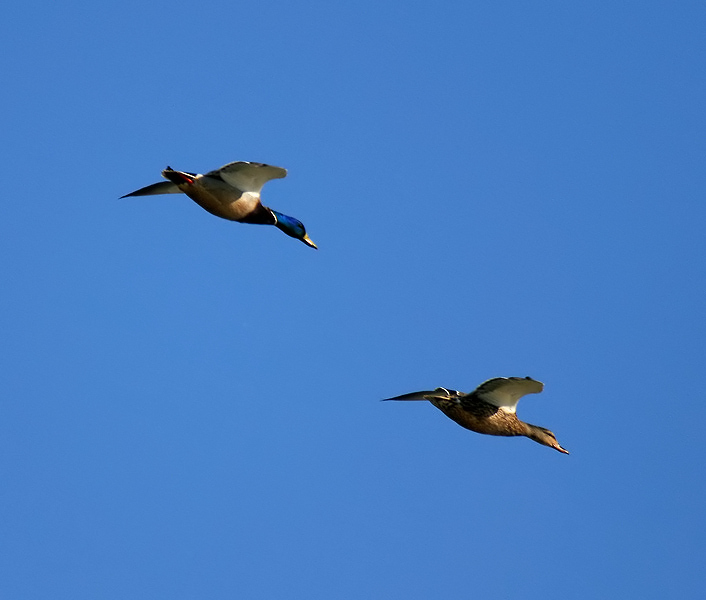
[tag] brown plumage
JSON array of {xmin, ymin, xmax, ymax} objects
[{"xmin": 383, "ymin": 376, "xmax": 569, "ymax": 454}]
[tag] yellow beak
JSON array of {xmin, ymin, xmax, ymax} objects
[{"xmin": 302, "ymin": 234, "xmax": 317, "ymax": 249}]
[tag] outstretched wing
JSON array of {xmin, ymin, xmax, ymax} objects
[
  {"xmin": 382, "ymin": 387, "xmax": 459, "ymax": 402},
  {"xmin": 120, "ymin": 181, "xmax": 181, "ymax": 198},
  {"xmin": 473, "ymin": 377, "xmax": 544, "ymax": 413},
  {"xmin": 209, "ymin": 161, "xmax": 287, "ymax": 194}
]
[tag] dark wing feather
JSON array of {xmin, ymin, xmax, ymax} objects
[
  {"xmin": 120, "ymin": 181, "xmax": 181, "ymax": 198},
  {"xmin": 382, "ymin": 387, "xmax": 459, "ymax": 401}
]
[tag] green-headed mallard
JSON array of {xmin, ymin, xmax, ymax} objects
[
  {"xmin": 121, "ymin": 161, "xmax": 317, "ymax": 248},
  {"xmin": 384, "ymin": 377, "xmax": 569, "ymax": 454}
]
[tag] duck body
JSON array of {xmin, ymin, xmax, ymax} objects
[
  {"xmin": 384, "ymin": 377, "xmax": 569, "ymax": 454},
  {"xmin": 428, "ymin": 390, "xmax": 530, "ymax": 437},
  {"xmin": 162, "ymin": 166, "xmax": 271, "ymax": 223},
  {"xmin": 122, "ymin": 161, "xmax": 317, "ymax": 248}
]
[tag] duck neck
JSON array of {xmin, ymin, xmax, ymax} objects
[
  {"xmin": 270, "ymin": 210, "xmax": 302, "ymax": 238},
  {"xmin": 524, "ymin": 423, "xmax": 550, "ymax": 444},
  {"xmin": 523, "ymin": 422, "xmax": 569, "ymax": 454}
]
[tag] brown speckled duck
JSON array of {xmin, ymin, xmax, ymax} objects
[
  {"xmin": 121, "ymin": 161, "xmax": 317, "ymax": 248},
  {"xmin": 384, "ymin": 376, "xmax": 569, "ymax": 454}
]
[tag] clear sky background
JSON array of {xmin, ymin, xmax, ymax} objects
[{"xmin": 2, "ymin": 1, "xmax": 705, "ymax": 598}]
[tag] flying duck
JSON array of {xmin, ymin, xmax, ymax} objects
[
  {"xmin": 121, "ymin": 161, "xmax": 317, "ymax": 248},
  {"xmin": 383, "ymin": 377, "xmax": 569, "ymax": 454}
]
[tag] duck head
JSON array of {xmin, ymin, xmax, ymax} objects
[
  {"xmin": 525, "ymin": 424, "xmax": 569, "ymax": 454},
  {"xmin": 270, "ymin": 210, "xmax": 317, "ymax": 249}
]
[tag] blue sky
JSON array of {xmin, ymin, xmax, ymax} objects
[{"xmin": 2, "ymin": 1, "xmax": 705, "ymax": 598}]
